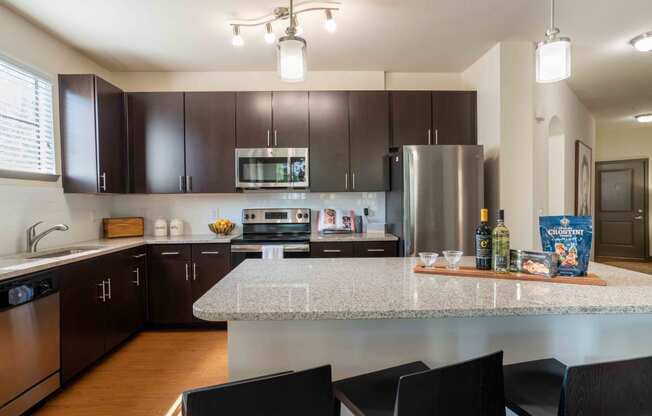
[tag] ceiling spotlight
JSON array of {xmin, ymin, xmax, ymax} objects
[
  {"xmin": 635, "ymin": 113, "xmax": 652, "ymax": 123},
  {"xmin": 536, "ymin": 0, "xmax": 571, "ymax": 83},
  {"xmin": 324, "ymin": 9, "xmax": 337, "ymax": 33},
  {"xmin": 292, "ymin": 16, "xmax": 304, "ymax": 36},
  {"xmin": 631, "ymin": 32, "xmax": 652, "ymax": 52},
  {"xmin": 264, "ymin": 23, "xmax": 276, "ymax": 44},
  {"xmin": 231, "ymin": 26, "xmax": 244, "ymax": 47}
]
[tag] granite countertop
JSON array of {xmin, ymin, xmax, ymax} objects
[
  {"xmin": 0, "ymin": 234, "xmax": 239, "ymax": 282},
  {"xmin": 193, "ymin": 256, "xmax": 652, "ymax": 321},
  {"xmin": 309, "ymin": 232, "xmax": 398, "ymax": 242}
]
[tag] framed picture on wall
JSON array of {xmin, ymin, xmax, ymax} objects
[{"xmin": 575, "ymin": 140, "xmax": 593, "ymax": 216}]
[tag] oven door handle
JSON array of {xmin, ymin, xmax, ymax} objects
[{"xmin": 230, "ymin": 244, "xmax": 310, "ymax": 253}]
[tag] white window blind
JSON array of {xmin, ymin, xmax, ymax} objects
[{"xmin": 0, "ymin": 57, "xmax": 55, "ymax": 177}]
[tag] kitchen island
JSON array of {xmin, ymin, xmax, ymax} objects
[{"xmin": 194, "ymin": 257, "xmax": 652, "ymax": 384}]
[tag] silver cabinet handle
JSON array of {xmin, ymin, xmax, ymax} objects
[
  {"xmin": 267, "ymin": 130, "xmax": 271, "ymax": 147},
  {"xmin": 161, "ymin": 251, "xmax": 180, "ymax": 256},
  {"xmin": 435, "ymin": 129, "xmax": 439, "ymax": 144},
  {"xmin": 97, "ymin": 281, "xmax": 107, "ymax": 302},
  {"xmin": 367, "ymin": 248, "xmax": 385, "ymax": 252},
  {"xmin": 106, "ymin": 278, "xmax": 112, "ymax": 300},
  {"xmin": 352, "ymin": 173, "xmax": 356, "ymax": 190},
  {"xmin": 132, "ymin": 253, "xmax": 147, "ymax": 259},
  {"xmin": 274, "ymin": 130, "xmax": 278, "ymax": 147},
  {"xmin": 185, "ymin": 263, "xmax": 189, "ymax": 281},
  {"xmin": 345, "ymin": 173, "xmax": 348, "ymax": 190},
  {"xmin": 200, "ymin": 251, "xmax": 220, "ymax": 255},
  {"xmin": 635, "ymin": 215, "xmax": 644, "ymax": 220},
  {"xmin": 186, "ymin": 176, "xmax": 192, "ymax": 192},
  {"xmin": 99, "ymin": 172, "xmax": 107, "ymax": 192},
  {"xmin": 192, "ymin": 262, "xmax": 197, "ymax": 281},
  {"xmin": 132, "ymin": 268, "xmax": 140, "ymax": 286},
  {"xmin": 323, "ymin": 249, "xmax": 342, "ymax": 253},
  {"xmin": 427, "ymin": 129, "xmax": 432, "ymax": 145},
  {"xmin": 179, "ymin": 176, "xmax": 185, "ymax": 192}
]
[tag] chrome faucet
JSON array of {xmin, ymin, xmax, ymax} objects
[{"xmin": 26, "ymin": 222, "xmax": 70, "ymax": 253}]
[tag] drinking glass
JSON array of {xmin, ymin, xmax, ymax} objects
[
  {"xmin": 442, "ymin": 250, "xmax": 463, "ymax": 270},
  {"xmin": 418, "ymin": 252, "xmax": 439, "ymax": 268}
]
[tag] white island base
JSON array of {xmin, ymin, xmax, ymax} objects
[{"xmin": 229, "ymin": 314, "xmax": 652, "ymax": 414}]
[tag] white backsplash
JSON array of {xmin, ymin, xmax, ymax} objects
[{"xmin": 110, "ymin": 192, "xmax": 386, "ymax": 235}]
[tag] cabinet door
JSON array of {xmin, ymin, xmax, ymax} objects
[
  {"xmin": 95, "ymin": 76, "xmax": 126, "ymax": 193},
  {"xmin": 103, "ymin": 253, "xmax": 133, "ymax": 352},
  {"xmin": 129, "ymin": 92, "xmax": 186, "ymax": 193},
  {"xmin": 185, "ymin": 92, "xmax": 236, "ymax": 193},
  {"xmin": 148, "ymin": 246, "xmax": 193, "ymax": 324},
  {"xmin": 191, "ymin": 244, "xmax": 230, "ymax": 322},
  {"xmin": 311, "ymin": 242, "xmax": 354, "ymax": 258},
  {"xmin": 353, "ymin": 241, "xmax": 398, "ymax": 257},
  {"xmin": 390, "ymin": 91, "xmax": 432, "ymax": 147},
  {"xmin": 236, "ymin": 92, "xmax": 272, "ymax": 148},
  {"xmin": 309, "ymin": 92, "xmax": 350, "ymax": 192},
  {"xmin": 60, "ymin": 258, "xmax": 106, "ymax": 383},
  {"xmin": 272, "ymin": 91, "xmax": 309, "ymax": 148},
  {"xmin": 349, "ymin": 91, "xmax": 389, "ymax": 192},
  {"xmin": 432, "ymin": 91, "xmax": 477, "ymax": 145}
]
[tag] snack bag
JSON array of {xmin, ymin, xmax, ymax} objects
[{"xmin": 539, "ymin": 216, "xmax": 593, "ymax": 276}]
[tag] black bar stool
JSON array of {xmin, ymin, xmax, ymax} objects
[
  {"xmin": 503, "ymin": 355, "xmax": 652, "ymax": 416},
  {"xmin": 333, "ymin": 351, "xmax": 505, "ymax": 416},
  {"xmin": 182, "ymin": 364, "xmax": 337, "ymax": 416}
]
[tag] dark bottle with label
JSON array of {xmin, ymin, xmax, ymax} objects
[{"xmin": 475, "ymin": 208, "xmax": 492, "ymax": 270}]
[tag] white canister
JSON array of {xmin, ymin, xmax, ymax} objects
[
  {"xmin": 169, "ymin": 218, "xmax": 184, "ymax": 237},
  {"xmin": 153, "ymin": 218, "xmax": 168, "ymax": 237}
]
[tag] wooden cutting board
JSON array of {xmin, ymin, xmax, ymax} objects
[
  {"xmin": 103, "ymin": 217, "xmax": 144, "ymax": 238},
  {"xmin": 413, "ymin": 265, "xmax": 607, "ymax": 287}
]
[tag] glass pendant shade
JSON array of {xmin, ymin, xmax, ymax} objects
[
  {"xmin": 536, "ymin": 38, "xmax": 571, "ymax": 83},
  {"xmin": 277, "ymin": 36, "xmax": 306, "ymax": 82}
]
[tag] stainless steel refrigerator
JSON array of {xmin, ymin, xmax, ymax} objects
[{"xmin": 386, "ymin": 145, "xmax": 484, "ymax": 257}]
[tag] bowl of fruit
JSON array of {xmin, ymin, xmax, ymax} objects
[{"xmin": 208, "ymin": 219, "xmax": 235, "ymax": 236}]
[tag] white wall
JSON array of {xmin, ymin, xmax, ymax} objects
[
  {"xmin": 462, "ymin": 44, "xmax": 501, "ymax": 225},
  {"xmin": 596, "ymin": 124, "xmax": 652, "ymax": 255},
  {"xmin": 0, "ymin": 4, "xmax": 116, "ymax": 255}
]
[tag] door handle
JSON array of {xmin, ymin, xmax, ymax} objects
[
  {"xmin": 185, "ymin": 263, "xmax": 189, "ymax": 281},
  {"xmin": 323, "ymin": 249, "xmax": 342, "ymax": 253},
  {"xmin": 192, "ymin": 262, "xmax": 197, "ymax": 281},
  {"xmin": 200, "ymin": 251, "xmax": 220, "ymax": 255},
  {"xmin": 352, "ymin": 173, "xmax": 356, "ymax": 190},
  {"xmin": 105, "ymin": 278, "xmax": 112, "ymax": 300},
  {"xmin": 132, "ymin": 268, "xmax": 140, "ymax": 286},
  {"xmin": 367, "ymin": 248, "xmax": 385, "ymax": 252},
  {"xmin": 160, "ymin": 251, "xmax": 180, "ymax": 256},
  {"xmin": 97, "ymin": 281, "xmax": 107, "ymax": 302},
  {"xmin": 132, "ymin": 253, "xmax": 147, "ymax": 259},
  {"xmin": 634, "ymin": 215, "xmax": 644, "ymax": 220},
  {"xmin": 435, "ymin": 129, "xmax": 439, "ymax": 144}
]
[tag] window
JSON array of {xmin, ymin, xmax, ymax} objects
[{"xmin": 0, "ymin": 56, "xmax": 56, "ymax": 180}]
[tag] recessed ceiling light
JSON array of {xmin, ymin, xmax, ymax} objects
[
  {"xmin": 631, "ymin": 32, "xmax": 652, "ymax": 52},
  {"xmin": 635, "ymin": 113, "xmax": 652, "ymax": 123}
]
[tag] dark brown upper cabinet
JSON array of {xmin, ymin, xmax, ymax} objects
[
  {"xmin": 59, "ymin": 74, "xmax": 126, "ymax": 193},
  {"xmin": 309, "ymin": 91, "xmax": 350, "ymax": 192},
  {"xmin": 185, "ymin": 92, "xmax": 236, "ymax": 193},
  {"xmin": 129, "ymin": 92, "xmax": 186, "ymax": 193},
  {"xmin": 271, "ymin": 91, "xmax": 309, "ymax": 147},
  {"xmin": 432, "ymin": 91, "xmax": 477, "ymax": 145},
  {"xmin": 349, "ymin": 91, "xmax": 389, "ymax": 192},
  {"xmin": 236, "ymin": 92, "xmax": 272, "ymax": 148},
  {"xmin": 390, "ymin": 91, "xmax": 432, "ymax": 147}
]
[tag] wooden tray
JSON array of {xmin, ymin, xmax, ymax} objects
[{"xmin": 413, "ymin": 265, "xmax": 607, "ymax": 287}]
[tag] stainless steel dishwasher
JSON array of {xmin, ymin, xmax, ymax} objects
[{"xmin": 0, "ymin": 269, "xmax": 60, "ymax": 416}]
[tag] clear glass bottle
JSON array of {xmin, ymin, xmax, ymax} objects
[{"xmin": 492, "ymin": 209, "xmax": 510, "ymax": 273}]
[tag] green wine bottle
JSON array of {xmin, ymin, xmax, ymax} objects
[{"xmin": 492, "ymin": 209, "xmax": 510, "ymax": 273}]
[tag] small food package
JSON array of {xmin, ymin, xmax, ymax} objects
[{"xmin": 539, "ymin": 216, "xmax": 593, "ymax": 276}]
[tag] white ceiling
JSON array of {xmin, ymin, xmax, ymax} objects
[{"xmin": 3, "ymin": 0, "xmax": 652, "ymax": 125}]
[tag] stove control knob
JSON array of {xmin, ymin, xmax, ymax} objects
[
  {"xmin": 250, "ymin": 214, "xmax": 256, "ymax": 220},
  {"xmin": 244, "ymin": 214, "xmax": 249, "ymax": 220}
]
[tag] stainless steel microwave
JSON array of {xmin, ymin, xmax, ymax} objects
[{"xmin": 235, "ymin": 148, "xmax": 309, "ymax": 189}]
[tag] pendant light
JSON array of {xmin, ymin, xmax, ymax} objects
[
  {"xmin": 536, "ymin": 0, "xmax": 571, "ymax": 83},
  {"xmin": 277, "ymin": 0, "xmax": 307, "ymax": 82}
]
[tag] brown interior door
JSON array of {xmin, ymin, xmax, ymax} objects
[
  {"xmin": 185, "ymin": 92, "xmax": 236, "ymax": 193},
  {"xmin": 596, "ymin": 159, "xmax": 648, "ymax": 259}
]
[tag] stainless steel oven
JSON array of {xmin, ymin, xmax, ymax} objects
[{"xmin": 235, "ymin": 148, "xmax": 309, "ymax": 189}]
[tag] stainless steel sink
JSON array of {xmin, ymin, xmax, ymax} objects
[{"xmin": 25, "ymin": 246, "xmax": 104, "ymax": 259}]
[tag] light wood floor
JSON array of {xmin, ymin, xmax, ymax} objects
[
  {"xmin": 598, "ymin": 259, "xmax": 652, "ymax": 275},
  {"xmin": 34, "ymin": 330, "xmax": 228, "ymax": 416}
]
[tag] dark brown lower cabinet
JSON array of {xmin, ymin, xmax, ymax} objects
[
  {"xmin": 148, "ymin": 244, "xmax": 230, "ymax": 325},
  {"xmin": 311, "ymin": 241, "xmax": 398, "ymax": 258},
  {"xmin": 60, "ymin": 249, "xmax": 147, "ymax": 383}
]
